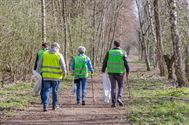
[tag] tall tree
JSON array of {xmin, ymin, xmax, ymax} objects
[
  {"xmin": 136, "ymin": 0, "xmax": 151, "ymax": 71},
  {"xmin": 168, "ymin": 0, "xmax": 188, "ymax": 86},
  {"xmin": 184, "ymin": 0, "xmax": 189, "ymax": 80},
  {"xmin": 41, "ymin": 0, "xmax": 46, "ymax": 43},
  {"xmin": 62, "ymin": 0, "xmax": 68, "ymax": 70},
  {"xmin": 154, "ymin": 0, "xmax": 165, "ymax": 76}
]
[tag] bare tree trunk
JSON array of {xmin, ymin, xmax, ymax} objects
[
  {"xmin": 97, "ymin": 2, "xmax": 107, "ymax": 64},
  {"xmin": 185, "ymin": 44, "xmax": 189, "ymax": 80},
  {"xmin": 142, "ymin": 34, "xmax": 151, "ymax": 71},
  {"xmin": 137, "ymin": 30, "xmax": 143, "ymax": 60},
  {"xmin": 168, "ymin": 0, "xmax": 187, "ymax": 86},
  {"xmin": 52, "ymin": 0, "xmax": 59, "ymax": 41},
  {"xmin": 154, "ymin": 0, "xmax": 165, "ymax": 76},
  {"xmin": 136, "ymin": 0, "xmax": 150, "ymax": 71},
  {"xmin": 184, "ymin": 0, "xmax": 189, "ymax": 81},
  {"xmin": 92, "ymin": 0, "xmax": 96, "ymax": 67},
  {"xmin": 109, "ymin": 0, "xmax": 123, "ymax": 50},
  {"xmin": 164, "ymin": 54, "xmax": 175, "ymax": 79},
  {"xmin": 96, "ymin": 15, "xmax": 104, "ymax": 64},
  {"xmin": 41, "ymin": 0, "xmax": 46, "ymax": 43},
  {"xmin": 62, "ymin": 0, "xmax": 68, "ymax": 70},
  {"xmin": 147, "ymin": 0, "xmax": 157, "ymax": 68}
]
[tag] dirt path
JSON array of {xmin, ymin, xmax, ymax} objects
[{"xmin": 2, "ymin": 74, "xmax": 130, "ymax": 125}]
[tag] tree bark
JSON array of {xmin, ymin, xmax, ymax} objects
[
  {"xmin": 147, "ymin": 0, "xmax": 157, "ymax": 68},
  {"xmin": 184, "ymin": 0, "xmax": 189, "ymax": 81},
  {"xmin": 62, "ymin": 0, "xmax": 68, "ymax": 70},
  {"xmin": 154, "ymin": 0, "xmax": 165, "ymax": 76},
  {"xmin": 185, "ymin": 45, "xmax": 189, "ymax": 80},
  {"xmin": 164, "ymin": 54, "xmax": 175, "ymax": 79},
  {"xmin": 136, "ymin": 0, "xmax": 150, "ymax": 71},
  {"xmin": 41, "ymin": 0, "xmax": 47, "ymax": 43},
  {"xmin": 168, "ymin": 0, "xmax": 188, "ymax": 86},
  {"xmin": 92, "ymin": 0, "xmax": 96, "ymax": 67},
  {"xmin": 142, "ymin": 34, "xmax": 151, "ymax": 71}
]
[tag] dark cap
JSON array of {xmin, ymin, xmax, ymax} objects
[
  {"xmin": 114, "ymin": 40, "xmax": 120, "ymax": 47},
  {"xmin": 42, "ymin": 42, "xmax": 48, "ymax": 48}
]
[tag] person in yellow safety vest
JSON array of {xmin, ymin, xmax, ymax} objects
[
  {"xmin": 70, "ymin": 46, "xmax": 94, "ymax": 105},
  {"xmin": 34, "ymin": 42, "xmax": 48, "ymax": 104},
  {"xmin": 37, "ymin": 42, "xmax": 67, "ymax": 112},
  {"xmin": 102, "ymin": 40, "xmax": 129, "ymax": 108}
]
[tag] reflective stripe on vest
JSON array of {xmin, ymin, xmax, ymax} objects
[
  {"xmin": 73, "ymin": 55, "xmax": 88, "ymax": 78},
  {"xmin": 107, "ymin": 49, "xmax": 126, "ymax": 73},
  {"xmin": 41, "ymin": 51, "xmax": 63, "ymax": 80}
]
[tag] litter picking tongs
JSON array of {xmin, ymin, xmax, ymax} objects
[{"xmin": 91, "ymin": 74, "xmax": 96, "ymax": 105}]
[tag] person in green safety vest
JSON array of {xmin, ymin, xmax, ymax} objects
[
  {"xmin": 70, "ymin": 46, "xmax": 94, "ymax": 105},
  {"xmin": 102, "ymin": 40, "xmax": 129, "ymax": 107},
  {"xmin": 34, "ymin": 42, "xmax": 48, "ymax": 104},
  {"xmin": 34, "ymin": 42, "xmax": 48, "ymax": 70},
  {"xmin": 37, "ymin": 42, "xmax": 67, "ymax": 111}
]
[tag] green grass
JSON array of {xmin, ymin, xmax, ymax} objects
[
  {"xmin": 128, "ymin": 72, "xmax": 189, "ymax": 125},
  {"xmin": 0, "ymin": 83, "xmax": 39, "ymax": 119},
  {"xmin": 0, "ymin": 77, "xmax": 72, "ymax": 120}
]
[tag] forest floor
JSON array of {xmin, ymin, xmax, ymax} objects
[
  {"xmin": 1, "ymin": 57, "xmax": 189, "ymax": 124},
  {"xmin": 1, "ymin": 76, "xmax": 130, "ymax": 125},
  {"xmin": 1, "ymin": 72, "xmax": 131, "ymax": 125}
]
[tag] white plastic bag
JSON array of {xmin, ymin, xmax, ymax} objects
[
  {"xmin": 32, "ymin": 70, "xmax": 42, "ymax": 96},
  {"xmin": 102, "ymin": 73, "xmax": 111, "ymax": 103},
  {"xmin": 71, "ymin": 82, "xmax": 76, "ymax": 95}
]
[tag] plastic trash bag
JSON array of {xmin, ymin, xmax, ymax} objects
[
  {"xmin": 71, "ymin": 82, "xmax": 76, "ymax": 95},
  {"xmin": 32, "ymin": 70, "xmax": 42, "ymax": 96},
  {"xmin": 102, "ymin": 73, "xmax": 111, "ymax": 103}
]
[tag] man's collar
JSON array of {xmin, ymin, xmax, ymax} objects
[{"xmin": 113, "ymin": 47, "xmax": 121, "ymax": 49}]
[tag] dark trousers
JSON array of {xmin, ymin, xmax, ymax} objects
[
  {"xmin": 109, "ymin": 73, "xmax": 125, "ymax": 104},
  {"xmin": 40, "ymin": 78, "xmax": 44, "ymax": 103}
]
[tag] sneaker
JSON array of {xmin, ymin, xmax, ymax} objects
[
  {"xmin": 76, "ymin": 102, "xmax": 80, "ymax": 105},
  {"xmin": 117, "ymin": 98, "xmax": 124, "ymax": 106},
  {"xmin": 43, "ymin": 107, "xmax": 48, "ymax": 112},
  {"xmin": 82, "ymin": 101, "xmax": 85, "ymax": 105},
  {"xmin": 111, "ymin": 103, "xmax": 116, "ymax": 108},
  {"xmin": 52, "ymin": 105, "xmax": 59, "ymax": 110}
]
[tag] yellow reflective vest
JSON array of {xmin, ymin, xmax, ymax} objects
[{"xmin": 41, "ymin": 51, "xmax": 63, "ymax": 80}]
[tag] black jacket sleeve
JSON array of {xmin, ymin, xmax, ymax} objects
[
  {"xmin": 101, "ymin": 51, "xmax": 109, "ymax": 72},
  {"xmin": 34, "ymin": 54, "xmax": 38, "ymax": 70},
  {"xmin": 123, "ymin": 55, "xmax": 129, "ymax": 74}
]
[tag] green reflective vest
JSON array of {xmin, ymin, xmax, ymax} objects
[
  {"xmin": 73, "ymin": 55, "xmax": 88, "ymax": 78},
  {"xmin": 37, "ymin": 49, "xmax": 47, "ymax": 62},
  {"xmin": 107, "ymin": 49, "xmax": 126, "ymax": 73},
  {"xmin": 41, "ymin": 51, "xmax": 63, "ymax": 80}
]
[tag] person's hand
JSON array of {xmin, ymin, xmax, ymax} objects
[
  {"xmin": 62, "ymin": 74, "xmax": 67, "ymax": 80},
  {"xmin": 126, "ymin": 73, "xmax": 129, "ymax": 79},
  {"xmin": 70, "ymin": 71, "xmax": 74, "ymax": 76},
  {"xmin": 91, "ymin": 72, "xmax": 94, "ymax": 78}
]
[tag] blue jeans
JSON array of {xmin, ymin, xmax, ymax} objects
[
  {"xmin": 74, "ymin": 78, "xmax": 87, "ymax": 104},
  {"xmin": 43, "ymin": 80, "xmax": 60, "ymax": 108}
]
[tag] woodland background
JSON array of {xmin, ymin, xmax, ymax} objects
[{"xmin": 0, "ymin": 0, "xmax": 189, "ymax": 87}]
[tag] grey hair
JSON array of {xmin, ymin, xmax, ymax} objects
[{"xmin": 51, "ymin": 42, "xmax": 60, "ymax": 49}]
